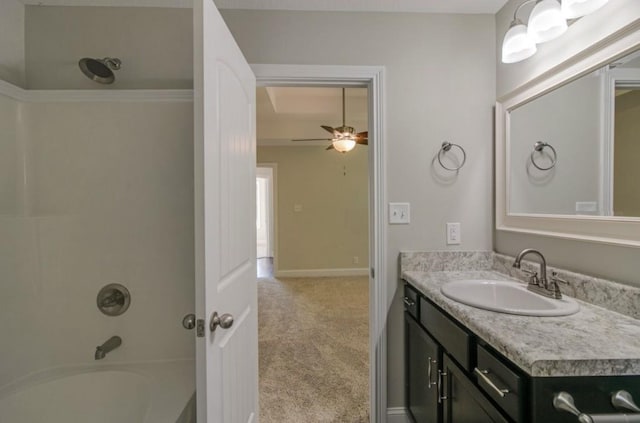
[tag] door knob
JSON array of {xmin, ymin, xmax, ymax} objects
[
  {"xmin": 182, "ymin": 313, "xmax": 196, "ymax": 330},
  {"xmin": 210, "ymin": 311, "xmax": 234, "ymax": 332}
]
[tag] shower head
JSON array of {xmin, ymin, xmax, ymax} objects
[{"xmin": 78, "ymin": 57, "xmax": 122, "ymax": 84}]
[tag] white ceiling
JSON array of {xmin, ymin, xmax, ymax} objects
[{"xmin": 19, "ymin": 0, "xmax": 509, "ymax": 14}]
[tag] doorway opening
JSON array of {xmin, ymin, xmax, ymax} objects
[
  {"xmin": 256, "ymin": 165, "xmax": 275, "ymax": 278},
  {"xmin": 256, "ymin": 85, "xmax": 370, "ymax": 422},
  {"xmin": 254, "ymin": 64, "xmax": 386, "ymax": 423}
]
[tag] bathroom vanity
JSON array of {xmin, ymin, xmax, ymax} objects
[{"xmin": 401, "ymin": 252, "xmax": 640, "ymax": 423}]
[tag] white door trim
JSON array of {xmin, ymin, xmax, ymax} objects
[{"xmin": 253, "ymin": 63, "xmax": 387, "ymax": 423}]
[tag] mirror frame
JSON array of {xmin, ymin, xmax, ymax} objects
[{"xmin": 496, "ymin": 22, "xmax": 640, "ymax": 248}]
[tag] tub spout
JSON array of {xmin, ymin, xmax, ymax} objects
[{"xmin": 95, "ymin": 336, "xmax": 122, "ymax": 360}]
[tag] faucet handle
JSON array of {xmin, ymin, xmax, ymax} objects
[
  {"xmin": 551, "ymin": 271, "xmax": 570, "ymax": 285},
  {"xmin": 519, "ymin": 268, "xmax": 540, "ymax": 285}
]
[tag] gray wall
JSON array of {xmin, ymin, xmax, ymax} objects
[
  {"xmin": 0, "ymin": 0, "xmax": 25, "ymax": 87},
  {"xmin": 495, "ymin": 1, "xmax": 640, "ymax": 286},
  {"xmin": 257, "ymin": 146, "xmax": 370, "ymax": 272},
  {"xmin": 220, "ymin": 9, "xmax": 496, "ymax": 408}
]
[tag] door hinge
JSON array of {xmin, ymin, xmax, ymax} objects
[
  {"xmin": 196, "ymin": 319, "xmax": 205, "ymax": 337},
  {"xmin": 370, "ymin": 267, "xmax": 375, "ymax": 278}
]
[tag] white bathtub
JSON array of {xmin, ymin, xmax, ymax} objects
[{"xmin": 0, "ymin": 360, "xmax": 195, "ymax": 423}]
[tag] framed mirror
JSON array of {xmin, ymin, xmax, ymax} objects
[{"xmin": 496, "ymin": 24, "xmax": 640, "ymax": 247}]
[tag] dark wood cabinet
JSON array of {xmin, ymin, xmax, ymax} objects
[
  {"xmin": 406, "ymin": 313, "xmax": 441, "ymax": 423},
  {"xmin": 442, "ymin": 354, "xmax": 509, "ymax": 423}
]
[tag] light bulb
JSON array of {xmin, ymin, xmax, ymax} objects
[
  {"xmin": 332, "ymin": 138, "xmax": 357, "ymax": 153},
  {"xmin": 561, "ymin": 0, "xmax": 609, "ymax": 19},
  {"xmin": 528, "ymin": 0, "xmax": 568, "ymax": 44},
  {"xmin": 502, "ymin": 20, "xmax": 537, "ymax": 63}
]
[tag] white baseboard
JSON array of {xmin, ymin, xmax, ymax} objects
[
  {"xmin": 275, "ymin": 267, "xmax": 369, "ymax": 278},
  {"xmin": 387, "ymin": 407, "xmax": 409, "ymax": 423}
]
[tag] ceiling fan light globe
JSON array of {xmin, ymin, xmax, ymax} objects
[
  {"xmin": 332, "ymin": 138, "xmax": 357, "ymax": 153},
  {"xmin": 561, "ymin": 0, "xmax": 609, "ymax": 19},
  {"xmin": 527, "ymin": 0, "xmax": 567, "ymax": 43}
]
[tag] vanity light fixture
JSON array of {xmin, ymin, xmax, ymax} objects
[
  {"xmin": 501, "ymin": 0, "xmax": 608, "ymax": 64},
  {"xmin": 502, "ymin": 18, "xmax": 538, "ymax": 64},
  {"xmin": 561, "ymin": 0, "xmax": 609, "ymax": 19},
  {"xmin": 528, "ymin": 0, "xmax": 567, "ymax": 43}
]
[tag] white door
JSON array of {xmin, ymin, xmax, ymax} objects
[{"xmin": 194, "ymin": 1, "xmax": 258, "ymax": 422}]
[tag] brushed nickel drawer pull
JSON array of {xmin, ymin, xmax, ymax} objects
[
  {"xmin": 427, "ymin": 357, "xmax": 437, "ymax": 389},
  {"xmin": 474, "ymin": 368, "xmax": 510, "ymax": 398},
  {"xmin": 437, "ymin": 370, "xmax": 448, "ymax": 403},
  {"xmin": 403, "ymin": 297, "xmax": 415, "ymax": 307}
]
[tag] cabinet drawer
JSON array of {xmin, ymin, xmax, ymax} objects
[
  {"xmin": 476, "ymin": 344, "xmax": 524, "ymax": 423},
  {"xmin": 403, "ymin": 284, "xmax": 419, "ymax": 319},
  {"xmin": 420, "ymin": 298, "xmax": 472, "ymax": 371}
]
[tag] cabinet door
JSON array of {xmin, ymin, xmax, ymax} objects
[
  {"xmin": 442, "ymin": 354, "xmax": 509, "ymax": 423},
  {"xmin": 406, "ymin": 313, "xmax": 440, "ymax": 423}
]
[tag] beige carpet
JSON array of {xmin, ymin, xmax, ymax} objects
[{"xmin": 258, "ymin": 276, "xmax": 369, "ymax": 423}]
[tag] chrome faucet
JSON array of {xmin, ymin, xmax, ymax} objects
[
  {"xmin": 95, "ymin": 336, "xmax": 122, "ymax": 360},
  {"xmin": 512, "ymin": 249, "xmax": 562, "ymax": 299}
]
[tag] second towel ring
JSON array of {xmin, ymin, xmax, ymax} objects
[
  {"xmin": 530, "ymin": 141, "xmax": 557, "ymax": 171},
  {"xmin": 438, "ymin": 141, "xmax": 466, "ymax": 171}
]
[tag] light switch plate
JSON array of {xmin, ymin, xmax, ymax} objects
[{"xmin": 389, "ymin": 203, "xmax": 410, "ymax": 224}]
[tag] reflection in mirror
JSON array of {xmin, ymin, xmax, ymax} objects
[
  {"xmin": 614, "ymin": 87, "xmax": 640, "ymax": 216},
  {"xmin": 508, "ymin": 47, "xmax": 640, "ymax": 217}
]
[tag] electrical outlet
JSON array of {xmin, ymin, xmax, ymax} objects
[
  {"xmin": 293, "ymin": 204, "xmax": 303, "ymax": 212},
  {"xmin": 353, "ymin": 256, "xmax": 359, "ymax": 264},
  {"xmin": 389, "ymin": 203, "xmax": 410, "ymax": 224},
  {"xmin": 446, "ymin": 222, "xmax": 461, "ymax": 245}
]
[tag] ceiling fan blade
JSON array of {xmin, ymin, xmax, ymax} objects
[
  {"xmin": 321, "ymin": 125, "xmax": 339, "ymax": 135},
  {"xmin": 325, "ymin": 144, "xmax": 335, "ymax": 150},
  {"xmin": 354, "ymin": 131, "xmax": 368, "ymax": 145},
  {"xmin": 292, "ymin": 138, "xmax": 332, "ymax": 142}
]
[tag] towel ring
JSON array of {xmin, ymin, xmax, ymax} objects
[
  {"xmin": 437, "ymin": 141, "xmax": 466, "ymax": 171},
  {"xmin": 530, "ymin": 141, "xmax": 557, "ymax": 171}
]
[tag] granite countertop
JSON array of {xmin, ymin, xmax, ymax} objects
[{"xmin": 403, "ymin": 269, "xmax": 640, "ymax": 377}]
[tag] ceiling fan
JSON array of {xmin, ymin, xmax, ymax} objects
[{"xmin": 292, "ymin": 88, "xmax": 368, "ymax": 152}]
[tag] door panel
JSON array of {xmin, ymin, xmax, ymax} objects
[
  {"xmin": 406, "ymin": 314, "xmax": 440, "ymax": 423},
  {"xmin": 194, "ymin": 0, "xmax": 257, "ymax": 422}
]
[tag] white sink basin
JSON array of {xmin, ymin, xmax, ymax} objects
[{"xmin": 441, "ymin": 279, "xmax": 580, "ymax": 317}]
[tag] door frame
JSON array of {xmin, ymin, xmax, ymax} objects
[
  {"xmin": 256, "ymin": 164, "xmax": 277, "ymax": 260},
  {"xmin": 253, "ymin": 64, "xmax": 387, "ymax": 423}
]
